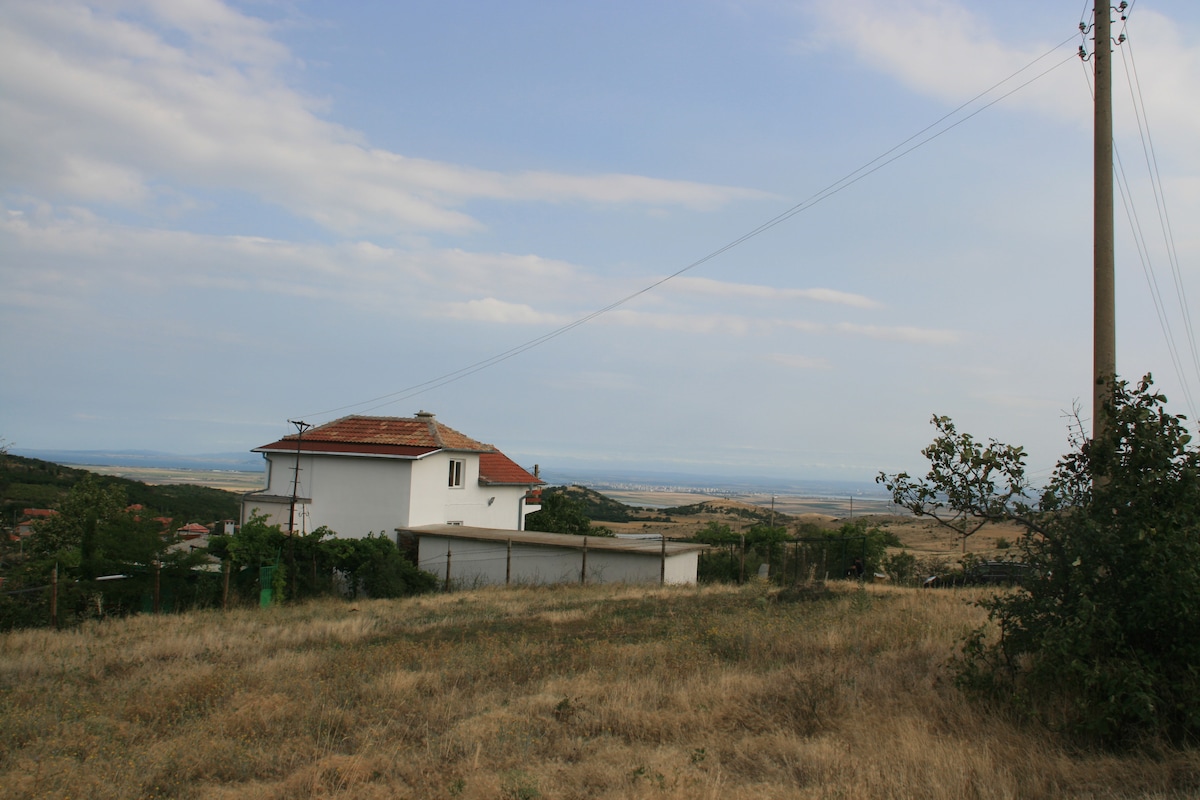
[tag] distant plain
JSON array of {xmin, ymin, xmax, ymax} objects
[{"xmin": 70, "ymin": 466, "xmax": 1024, "ymax": 558}]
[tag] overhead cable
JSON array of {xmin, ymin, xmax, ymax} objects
[{"xmin": 300, "ymin": 34, "xmax": 1081, "ymax": 421}]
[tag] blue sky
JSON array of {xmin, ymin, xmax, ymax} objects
[{"xmin": 3, "ymin": 0, "xmax": 1199, "ymax": 482}]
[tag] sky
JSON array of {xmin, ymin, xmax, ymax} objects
[{"xmin": 3, "ymin": 0, "xmax": 1199, "ymax": 483}]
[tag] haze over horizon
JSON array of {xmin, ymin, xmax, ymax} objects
[{"xmin": 3, "ymin": 1, "xmax": 1199, "ymax": 483}]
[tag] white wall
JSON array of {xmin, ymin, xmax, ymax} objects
[
  {"xmin": 409, "ymin": 452, "xmax": 529, "ymax": 529},
  {"xmin": 416, "ymin": 535, "xmax": 700, "ymax": 587},
  {"xmin": 247, "ymin": 450, "xmax": 532, "ymax": 537},
  {"xmin": 248, "ymin": 452, "xmax": 414, "ymax": 537}
]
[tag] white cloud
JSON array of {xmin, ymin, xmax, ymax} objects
[
  {"xmin": 0, "ymin": 0, "xmax": 766, "ymax": 237},
  {"xmin": 0, "ymin": 204, "xmax": 596, "ymax": 309},
  {"xmin": 439, "ymin": 298, "xmax": 570, "ymax": 325},
  {"xmin": 670, "ymin": 275, "xmax": 880, "ymax": 308},
  {"xmin": 806, "ymin": 0, "xmax": 1200, "ymax": 162},
  {"xmin": 806, "ymin": 0, "xmax": 1085, "ymax": 116},
  {"xmin": 604, "ymin": 309, "xmax": 758, "ymax": 336},
  {"xmin": 763, "ymin": 353, "xmax": 832, "ymax": 370},
  {"xmin": 834, "ymin": 322, "xmax": 960, "ymax": 345}
]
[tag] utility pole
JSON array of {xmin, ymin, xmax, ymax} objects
[
  {"xmin": 1092, "ymin": 3, "xmax": 1117, "ymax": 442},
  {"xmin": 287, "ymin": 420, "xmax": 312, "ymax": 535},
  {"xmin": 286, "ymin": 419, "xmax": 311, "ymax": 601}
]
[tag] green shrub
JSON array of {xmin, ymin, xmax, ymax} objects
[
  {"xmin": 881, "ymin": 550, "xmax": 918, "ymax": 584},
  {"xmin": 885, "ymin": 375, "xmax": 1200, "ymax": 747}
]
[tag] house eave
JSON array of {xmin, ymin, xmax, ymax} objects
[
  {"xmin": 254, "ymin": 442, "xmax": 435, "ymax": 460},
  {"xmin": 403, "ymin": 524, "xmax": 709, "ymax": 555},
  {"xmin": 242, "ymin": 492, "xmax": 313, "ymax": 504}
]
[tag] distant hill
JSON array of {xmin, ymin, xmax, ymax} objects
[
  {"xmin": 548, "ymin": 485, "xmax": 651, "ymax": 523},
  {"xmin": 661, "ymin": 498, "xmax": 791, "ymax": 526},
  {"xmin": 544, "ymin": 485, "xmax": 792, "ymax": 529},
  {"xmin": 10, "ymin": 448, "xmax": 264, "ymax": 472},
  {"xmin": 0, "ymin": 453, "xmax": 242, "ymax": 527}
]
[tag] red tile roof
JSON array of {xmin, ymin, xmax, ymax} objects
[
  {"xmin": 479, "ymin": 451, "xmax": 543, "ymax": 486},
  {"xmin": 253, "ymin": 413, "xmax": 541, "ymax": 486},
  {"xmin": 254, "ymin": 412, "xmax": 493, "ymax": 456}
]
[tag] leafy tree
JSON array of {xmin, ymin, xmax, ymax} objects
[
  {"xmin": 332, "ymin": 534, "xmax": 437, "ymax": 599},
  {"xmin": 694, "ymin": 520, "xmax": 737, "ymax": 545},
  {"xmin": 9, "ymin": 476, "xmax": 210, "ymax": 623},
  {"xmin": 878, "ymin": 416, "xmax": 1034, "ymax": 551},
  {"xmin": 746, "ymin": 523, "xmax": 788, "ymax": 566},
  {"xmin": 881, "ymin": 550, "xmax": 919, "ymax": 584},
  {"xmin": 215, "ymin": 512, "xmax": 282, "ymax": 571},
  {"xmin": 695, "ymin": 521, "xmax": 740, "ymax": 582},
  {"xmin": 210, "ymin": 517, "xmax": 435, "ymax": 604},
  {"xmin": 882, "ymin": 375, "xmax": 1200, "ymax": 746},
  {"xmin": 525, "ymin": 489, "xmax": 613, "ymax": 536}
]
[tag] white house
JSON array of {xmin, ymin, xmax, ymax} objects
[
  {"xmin": 242, "ymin": 412, "xmax": 543, "ymax": 538},
  {"xmin": 406, "ymin": 525, "xmax": 707, "ymax": 587}
]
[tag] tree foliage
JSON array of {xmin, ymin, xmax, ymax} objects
[
  {"xmin": 0, "ymin": 453, "xmax": 240, "ymax": 530},
  {"xmin": 2, "ymin": 476, "xmax": 212, "ymax": 627},
  {"xmin": 209, "ymin": 515, "xmax": 436, "ymax": 603},
  {"xmin": 524, "ymin": 489, "xmax": 614, "ymax": 536},
  {"xmin": 882, "ymin": 376, "xmax": 1200, "ymax": 746},
  {"xmin": 877, "ymin": 417, "xmax": 1036, "ymax": 550}
]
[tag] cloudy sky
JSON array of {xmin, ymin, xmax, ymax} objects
[{"xmin": 3, "ymin": 0, "xmax": 1199, "ymax": 482}]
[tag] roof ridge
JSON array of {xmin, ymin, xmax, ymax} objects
[{"xmin": 263, "ymin": 413, "xmax": 493, "ymax": 452}]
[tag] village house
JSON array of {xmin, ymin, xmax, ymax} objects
[{"xmin": 242, "ymin": 412, "xmax": 543, "ymax": 538}]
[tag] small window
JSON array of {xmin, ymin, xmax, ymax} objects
[{"xmin": 448, "ymin": 458, "xmax": 465, "ymax": 488}]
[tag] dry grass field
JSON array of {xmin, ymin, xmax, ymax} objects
[
  {"xmin": 600, "ymin": 490, "xmax": 1026, "ymax": 563},
  {"xmin": 2, "ymin": 581, "xmax": 1195, "ymax": 799}
]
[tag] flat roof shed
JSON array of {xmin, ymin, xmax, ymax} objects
[{"xmin": 403, "ymin": 524, "xmax": 707, "ymax": 588}]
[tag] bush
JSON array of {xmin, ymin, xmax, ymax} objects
[
  {"xmin": 885, "ymin": 375, "xmax": 1200, "ymax": 747},
  {"xmin": 881, "ymin": 550, "xmax": 918, "ymax": 584},
  {"xmin": 212, "ymin": 516, "xmax": 436, "ymax": 604}
]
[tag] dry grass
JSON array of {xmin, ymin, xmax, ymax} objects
[{"xmin": 1, "ymin": 582, "xmax": 1196, "ymax": 799}]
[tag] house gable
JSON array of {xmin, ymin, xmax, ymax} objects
[{"xmin": 243, "ymin": 412, "xmax": 541, "ymax": 537}]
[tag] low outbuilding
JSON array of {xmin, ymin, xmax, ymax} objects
[{"xmin": 404, "ymin": 524, "xmax": 707, "ymax": 587}]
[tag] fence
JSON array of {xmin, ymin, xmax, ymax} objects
[{"xmin": 697, "ymin": 536, "xmax": 868, "ymax": 584}]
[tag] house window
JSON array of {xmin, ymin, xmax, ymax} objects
[{"xmin": 448, "ymin": 458, "xmax": 465, "ymax": 488}]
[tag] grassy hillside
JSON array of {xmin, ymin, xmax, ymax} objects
[
  {"xmin": 1, "ymin": 582, "xmax": 1194, "ymax": 799},
  {"xmin": 0, "ymin": 453, "xmax": 241, "ymax": 526},
  {"xmin": 546, "ymin": 484, "xmax": 668, "ymax": 523}
]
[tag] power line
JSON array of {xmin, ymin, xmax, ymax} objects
[
  {"xmin": 1081, "ymin": 18, "xmax": 1200, "ymax": 421},
  {"xmin": 300, "ymin": 33, "xmax": 1081, "ymax": 422},
  {"xmin": 1120, "ymin": 34, "xmax": 1200, "ymax": 409}
]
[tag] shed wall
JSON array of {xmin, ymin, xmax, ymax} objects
[{"xmin": 416, "ymin": 535, "xmax": 699, "ymax": 587}]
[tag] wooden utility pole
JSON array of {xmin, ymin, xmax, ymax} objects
[
  {"xmin": 50, "ymin": 563, "xmax": 58, "ymax": 628},
  {"xmin": 1093, "ymin": 2, "xmax": 1116, "ymax": 441},
  {"xmin": 287, "ymin": 420, "xmax": 312, "ymax": 534},
  {"xmin": 580, "ymin": 536, "xmax": 588, "ymax": 585},
  {"xmin": 659, "ymin": 534, "xmax": 666, "ymax": 585}
]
